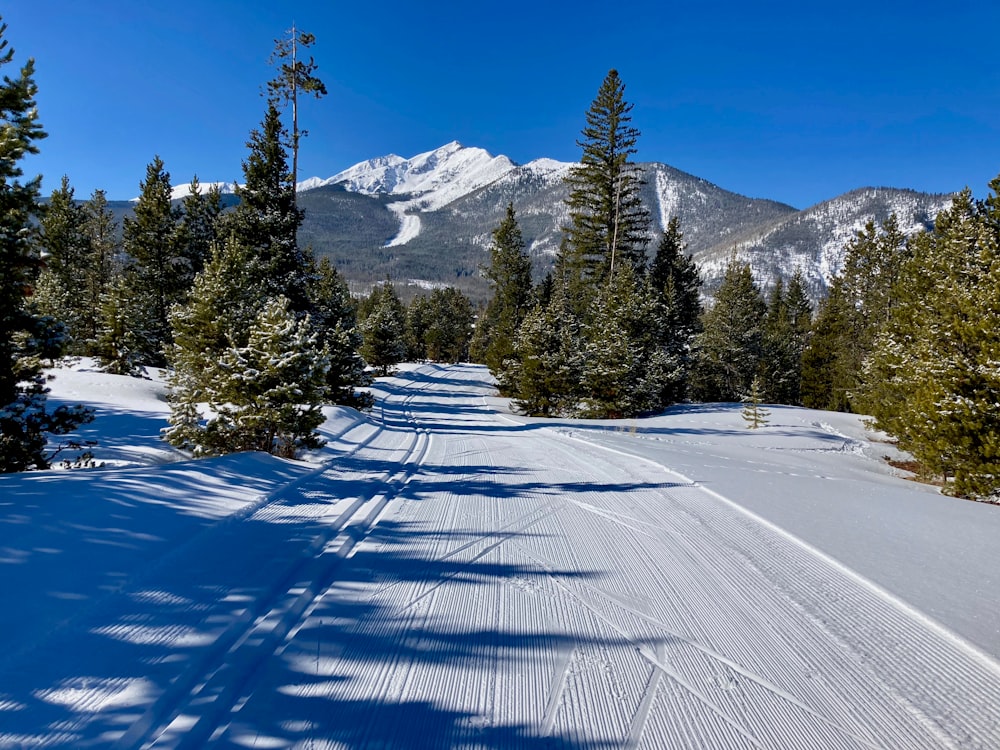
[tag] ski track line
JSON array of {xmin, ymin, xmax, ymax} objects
[
  {"xmin": 0, "ymin": 418, "xmax": 383, "ymax": 684},
  {"xmin": 624, "ymin": 643, "xmax": 665, "ymax": 750},
  {"xmin": 155, "ymin": 374, "xmax": 444, "ymax": 748},
  {"xmin": 559, "ymin": 426, "xmax": 1000, "ymax": 681},
  {"xmin": 489, "ymin": 418, "xmax": 954, "ymax": 748},
  {"xmin": 112, "ymin": 397, "xmax": 430, "ymax": 750},
  {"xmin": 547, "ymin": 426, "xmax": 1000, "ymax": 748},
  {"xmin": 523, "ymin": 538, "xmax": 892, "ymax": 750},
  {"xmin": 519, "ymin": 543, "xmax": 767, "ymax": 749}
]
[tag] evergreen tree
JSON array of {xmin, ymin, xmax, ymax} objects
[
  {"xmin": 166, "ymin": 236, "xmax": 269, "ymax": 412},
  {"xmin": 94, "ymin": 271, "xmax": 149, "ymax": 377},
  {"xmin": 224, "ymin": 101, "xmax": 310, "ymax": 313},
  {"xmin": 120, "ymin": 156, "xmax": 183, "ymax": 366},
  {"xmin": 508, "ymin": 282, "xmax": 584, "ymax": 417},
  {"xmin": 858, "ymin": 182, "xmax": 1000, "ymax": 497},
  {"xmin": 423, "ymin": 287, "xmax": 475, "ymax": 363},
  {"xmin": 559, "ymin": 69, "xmax": 650, "ymax": 307},
  {"xmin": 176, "ymin": 176, "xmax": 222, "ymax": 284},
  {"xmin": 691, "ymin": 258, "xmax": 767, "ymax": 402},
  {"xmin": 79, "ymin": 189, "xmax": 119, "ymax": 352},
  {"xmin": 405, "ymin": 293, "xmax": 431, "ymax": 361},
  {"xmin": 472, "ymin": 203, "xmax": 534, "ymax": 383},
  {"xmin": 578, "ymin": 266, "xmax": 678, "ymax": 418},
  {"xmin": 168, "ymin": 296, "xmax": 328, "ymax": 458},
  {"xmin": 266, "ymin": 25, "xmax": 327, "ymax": 200},
  {"xmin": 309, "ymin": 257, "xmax": 371, "ymax": 409},
  {"xmin": 359, "ymin": 281, "xmax": 406, "ymax": 376},
  {"xmin": 800, "ymin": 217, "xmax": 907, "ymax": 411},
  {"xmin": 761, "ymin": 271, "xmax": 812, "ymax": 405},
  {"xmin": 33, "ymin": 176, "xmax": 90, "ymax": 351},
  {"xmin": 0, "ymin": 20, "xmax": 92, "ymax": 471},
  {"xmin": 648, "ymin": 216, "xmax": 703, "ymax": 403},
  {"xmin": 741, "ymin": 375, "xmax": 771, "ymax": 429},
  {"xmin": 800, "ymin": 278, "xmax": 856, "ymax": 411}
]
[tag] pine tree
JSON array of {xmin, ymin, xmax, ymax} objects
[
  {"xmin": 472, "ymin": 203, "xmax": 534, "ymax": 383},
  {"xmin": 79, "ymin": 189, "xmax": 119, "ymax": 352},
  {"xmin": 359, "ymin": 281, "xmax": 406, "ymax": 376},
  {"xmin": 800, "ymin": 217, "xmax": 907, "ymax": 412},
  {"xmin": 761, "ymin": 272, "xmax": 812, "ymax": 405},
  {"xmin": 800, "ymin": 278, "xmax": 856, "ymax": 411},
  {"xmin": 176, "ymin": 176, "xmax": 222, "ymax": 284},
  {"xmin": 166, "ymin": 236, "xmax": 268, "ymax": 407},
  {"xmin": 224, "ymin": 101, "xmax": 310, "ymax": 313},
  {"xmin": 648, "ymin": 216, "xmax": 703, "ymax": 403},
  {"xmin": 741, "ymin": 375, "xmax": 770, "ymax": 429},
  {"xmin": 120, "ymin": 156, "xmax": 183, "ymax": 366},
  {"xmin": 508, "ymin": 282, "xmax": 584, "ymax": 417},
  {"xmin": 559, "ymin": 69, "xmax": 650, "ymax": 307},
  {"xmin": 0, "ymin": 20, "xmax": 92, "ymax": 471},
  {"xmin": 168, "ymin": 296, "xmax": 328, "ymax": 458},
  {"xmin": 309, "ymin": 257, "xmax": 371, "ymax": 409},
  {"xmin": 405, "ymin": 294, "xmax": 431, "ymax": 361},
  {"xmin": 265, "ymin": 25, "xmax": 327, "ymax": 200},
  {"xmin": 33, "ymin": 176, "xmax": 90, "ymax": 351},
  {"xmin": 578, "ymin": 266, "xmax": 678, "ymax": 418},
  {"xmin": 691, "ymin": 258, "xmax": 767, "ymax": 402},
  {"xmin": 94, "ymin": 272, "xmax": 149, "ymax": 377},
  {"xmin": 422, "ymin": 287, "xmax": 475, "ymax": 363}
]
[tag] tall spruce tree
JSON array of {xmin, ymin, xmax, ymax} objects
[
  {"xmin": 559, "ymin": 69, "xmax": 650, "ymax": 307},
  {"xmin": 120, "ymin": 156, "xmax": 183, "ymax": 366},
  {"xmin": 79, "ymin": 189, "xmax": 118, "ymax": 352},
  {"xmin": 176, "ymin": 176, "xmax": 222, "ymax": 284},
  {"xmin": 423, "ymin": 287, "xmax": 475, "ymax": 363},
  {"xmin": 761, "ymin": 272, "xmax": 812, "ymax": 405},
  {"xmin": 224, "ymin": 101, "xmax": 310, "ymax": 313},
  {"xmin": 509, "ymin": 283, "xmax": 584, "ymax": 417},
  {"xmin": 0, "ymin": 19, "xmax": 92, "ymax": 471},
  {"xmin": 33, "ymin": 176, "xmax": 90, "ymax": 351},
  {"xmin": 800, "ymin": 278, "xmax": 857, "ymax": 411},
  {"xmin": 800, "ymin": 216, "xmax": 907, "ymax": 411},
  {"xmin": 648, "ymin": 216, "xmax": 703, "ymax": 403},
  {"xmin": 471, "ymin": 203, "xmax": 534, "ymax": 381}
]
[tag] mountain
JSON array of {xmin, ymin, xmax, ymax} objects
[
  {"xmin": 295, "ymin": 142, "xmax": 953, "ymax": 303},
  {"xmin": 696, "ymin": 187, "xmax": 954, "ymax": 298},
  {"xmin": 103, "ymin": 142, "xmax": 955, "ymax": 304}
]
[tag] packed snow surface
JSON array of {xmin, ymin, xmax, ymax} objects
[{"xmin": 2, "ymin": 361, "xmax": 999, "ymax": 748}]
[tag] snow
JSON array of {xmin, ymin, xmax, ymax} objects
[
  {"xmin": 2, "ymin": 361, "xmax": 999, "ymax": 748},
  {"xmin": 132, "ymin": 182, "xmax": 241, "ymax": 203}
]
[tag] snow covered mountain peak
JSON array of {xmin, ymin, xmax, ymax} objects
[{"xmin": 318, "ymin": 142, "xmax": 517, "ymax": 211}]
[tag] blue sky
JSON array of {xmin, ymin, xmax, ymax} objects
[{"xmin": 5, "ymin": 1, "xmax": 999, "ymax": 208}]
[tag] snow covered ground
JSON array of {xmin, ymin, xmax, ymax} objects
[{"xmin": 2, "ymin": 361, "xmax": 998, "ymax": 748}]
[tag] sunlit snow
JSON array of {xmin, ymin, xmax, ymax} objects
[{"xmin": 1, "ymin": 360, "xmax": 998, "ymax": 748}]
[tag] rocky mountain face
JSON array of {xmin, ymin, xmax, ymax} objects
[{"xmin": 296, "ymin": 142, "xmax": 953, "ymax": 303}]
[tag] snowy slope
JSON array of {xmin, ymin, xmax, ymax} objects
[{"xmin": 2, "ymin": 362, "xmax": 998, "ymax": 748}]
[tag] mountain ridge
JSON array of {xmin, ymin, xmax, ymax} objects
[{"xmin": 129, "ymin": 142, "xmax": 955, "ymax": 303}]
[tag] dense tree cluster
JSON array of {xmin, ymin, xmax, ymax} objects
[{"xmin": 490, "ymin": 69, "xmax": 704, "ymax": 419}]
